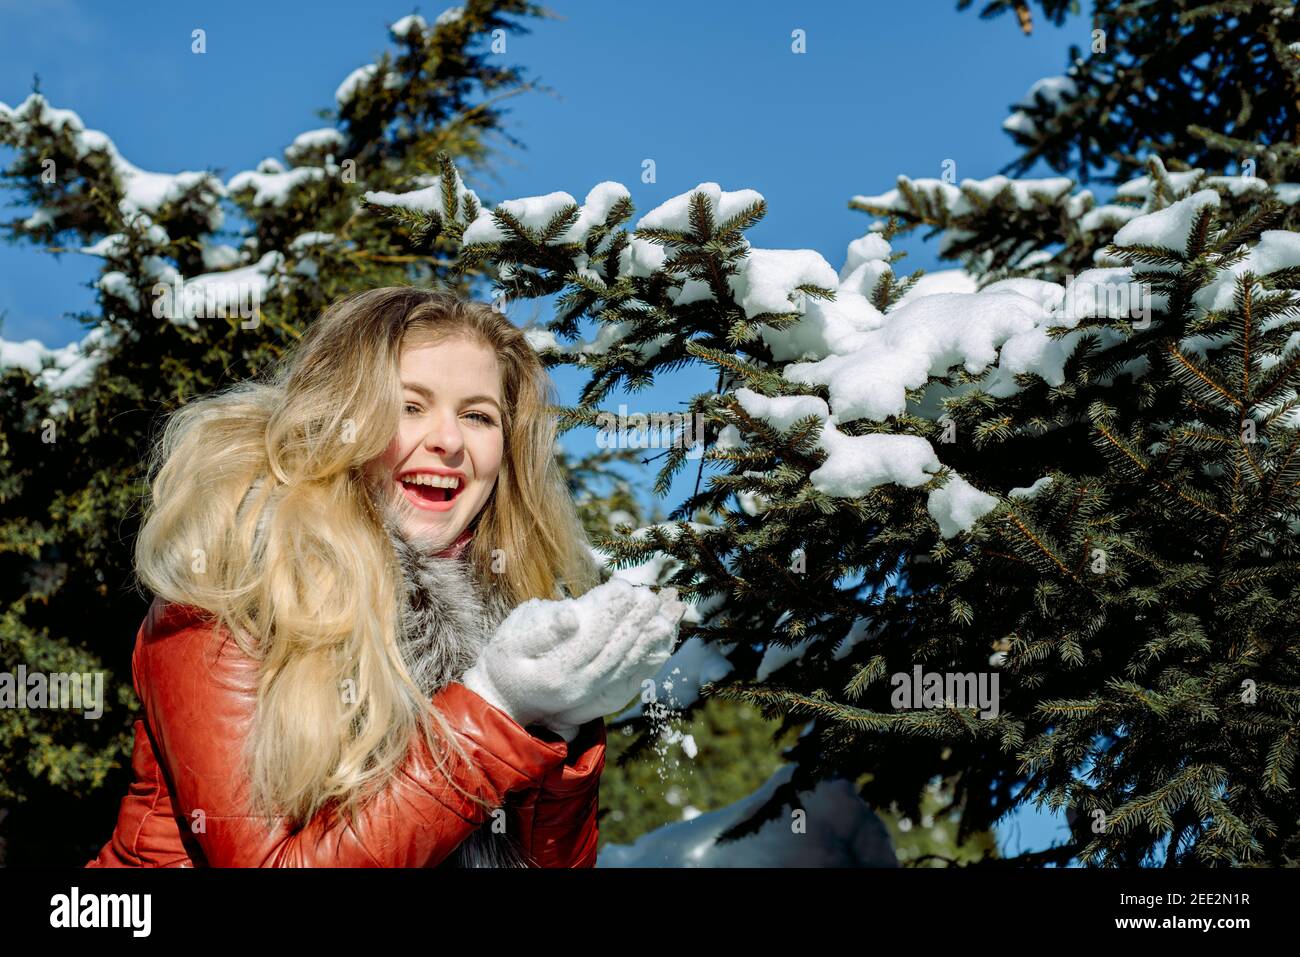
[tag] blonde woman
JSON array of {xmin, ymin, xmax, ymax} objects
[{"xmin": 85, "ymin": 286, "xmax": 684, "ymax": 867}]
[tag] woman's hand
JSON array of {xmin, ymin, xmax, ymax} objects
[{"xmin": 461, "ymin": 578, "xmax": 686, "ymax": 741}]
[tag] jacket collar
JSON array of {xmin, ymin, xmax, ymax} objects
[
  {"xmin": 383, "ymin": 516, "xmax": 529, "ymax": 867},
  {"xmin": 365, "ymin": 508, "xmax": 535, "ymax": 868},
  {"xmin": 383, "ymin": 516, "xmax": 511, "ymax": 698}
]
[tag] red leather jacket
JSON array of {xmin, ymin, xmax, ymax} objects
[{"xmin": 85, "ymin": 598, "xmax": 605, "ymax": 867}]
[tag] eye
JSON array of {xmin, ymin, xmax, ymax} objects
[
  {"xmin": 465, "ymin": 410, "xmax": 496, "ymax": 426},
  {"xmin": 403, "ymin": 402, "xmax": 422, "ymax": 415}
]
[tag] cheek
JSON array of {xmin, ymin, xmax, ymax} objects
[
  {"xmin": 371, "ymin": 436, "xmax": 406, "ymax": 478},
  {"xmin": 473, "ymin": 434, "xmax": 504, "ymax": 485}
]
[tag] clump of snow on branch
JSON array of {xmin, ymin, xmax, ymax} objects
[
  {"xmin": 435, "ymin": 6, "xmax": 465, "ymax": 27},
  {"xmin": 284, "ymin": 128, "xmax": 344, "ymax": 164},
  {"xmin": 729, "ymin": 388, "xmax": 997, "ymax": 538},
  {"xmin": 1194, "ymin": 230, "xmax": 1300, "ymax": 313},
  {"xmin": 637, "ymin": 181, "xmax": 763, "ymax": 232},
  {"xmin": 784, "ymin": 290, "xmax": 1063, "ymax": 422},
  {"xmin": 227, "ymin": 158, "xmax": 327, "ymax": 208},
  {"xmin": 1002, "ymin": 72, "xmax": 1079, "ymax": 138},
  {"xmin": 0, "ymin": 94, "xmax": 225, "ymax": 230},
  {"xmin": 461, "ymin": 181, "xmax": 630, "ymax": 248},
  {"xmin": 1112, "ymin": 188, "xmax": 1220, "ymax": 256},
  {"xmin": 390, "ymin": 14, "xmax": 427, "ymax": 37},
  {"xmin": 364, "ymin": 165, "xmax": 484, "ymax": 226},
  {"xmin": 727, "ymin": 248, "xmax": 838, "ymax": 320},
  {"xmin": 854, "ymin": 173, "xmax": 1074, "ymax": 219},
  {"xmin": 0, "ymin": 324, "xmax": 121, "ymax": 417}
]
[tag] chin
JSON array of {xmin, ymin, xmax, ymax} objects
[
  {"xmin": 397, "ymin": 506, "xmax": 458, "ymax": 535},
  {"xmin": 408, "ymin": 523, "xmax": 458, "ymax": 551}
]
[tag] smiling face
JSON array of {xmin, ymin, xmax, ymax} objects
[{"xmin": 366, "ymin": 333, "xmax": 505, "ymax": 551}]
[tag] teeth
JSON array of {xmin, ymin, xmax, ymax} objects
[{"xmin": 400, "ymin": 473, "xmax": 461, "ymax": 490}]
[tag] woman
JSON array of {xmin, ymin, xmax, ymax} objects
[{"xmin": 85, "ymin": 286, "xmax": 684, "ymax": 867}]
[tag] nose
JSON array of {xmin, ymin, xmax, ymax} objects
[{"xmin": 420, "ymin": 407, "xmax": 465, "ymax": 458}]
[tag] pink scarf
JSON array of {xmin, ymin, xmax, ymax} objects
[{"xmin": 435, "ymin": 526, "xmax": 473, "ymax": 560}]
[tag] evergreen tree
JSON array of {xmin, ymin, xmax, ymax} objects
[
  {"xmin": 397, "ymin": 158, "xmax": 1300, "ymax": 866},
  {"xmin": 857, "ymin": 168, "xmax": 1300, "ymax": 866},
  {"xmin": 960, "ymin": 0, "xmax": 1300, "ymax": 186}
]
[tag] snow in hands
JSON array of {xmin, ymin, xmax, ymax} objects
[{"xmin": 464, "ymin": 578, "xmax": 686, "ymax": 741}]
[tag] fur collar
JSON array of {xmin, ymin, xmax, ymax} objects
[
  {"xmin": 382, "ymin": 517, "xmax": 529, "ymax": 868},
  {"xmin": 384, "ymin": 516, "xmax": 496, "ymax": 698}
]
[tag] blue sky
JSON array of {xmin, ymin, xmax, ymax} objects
[{"xmin": 1, "ymin": 0, "xmax": 1096, "ymax": 861}]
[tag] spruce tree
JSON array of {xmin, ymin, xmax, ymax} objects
[
  {"xmin": 960, "ymin": 0, "xmax": 1300, "ymax": 186},
  {"xmin": 255, "ymin": 0, "xmax": 1300, "ymax": 866},
  {"xmin": 396, "ymin": 149, "xmax": 1300, "ymax": 865}
]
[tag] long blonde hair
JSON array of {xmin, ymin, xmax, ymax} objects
[{"xmin": 134, "ymin": 286, "xmax": 600, "ymax": 828}]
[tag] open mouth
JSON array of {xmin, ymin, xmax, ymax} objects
[{"xmin": 397, "ymin": 473, "xmax": 465, "ymax": 509}]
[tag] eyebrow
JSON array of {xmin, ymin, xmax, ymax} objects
[{"xmin": 402, "ymin": 382, "xmax": 502, "ymax": 412}]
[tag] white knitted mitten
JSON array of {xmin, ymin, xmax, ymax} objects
[{"xmin": 461, "ymin": 578, "xmax": 686, "ymax": 743}]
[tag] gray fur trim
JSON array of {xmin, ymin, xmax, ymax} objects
[
  {"xmin": 385, "ymin": 517, "xmax": 491, "ymax": 698},
  {"xmin": 383, "ymin": 518, "xmax": 531, "ymax": 868}
]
